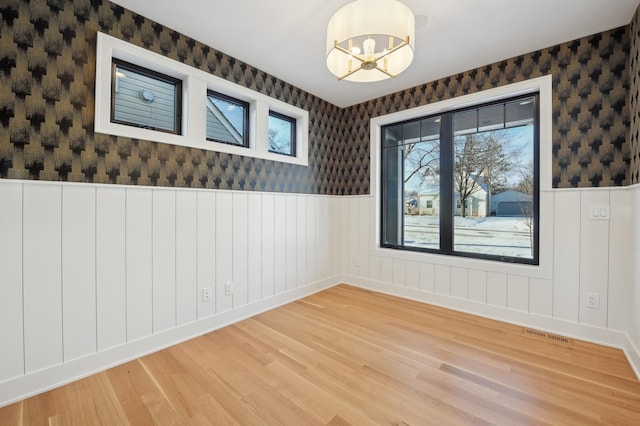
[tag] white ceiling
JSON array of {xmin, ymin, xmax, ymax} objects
[{"xmin": 111, "ymin": 0, "xmax": 639, "ymax": 108}]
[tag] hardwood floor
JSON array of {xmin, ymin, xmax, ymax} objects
[{"xmin": 1, "ymin": 284, "xmax": 639, "ymax": 425}]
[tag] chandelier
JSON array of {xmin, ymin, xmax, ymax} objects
[{"xmin": 326, "ymin": 0, "xmax": 415, "ymax": 82}]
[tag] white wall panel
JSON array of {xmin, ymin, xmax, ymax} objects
[
  {"xmin": 152, "ymin": 190, "xmax": 177, "ymax": 333},
  {"xmin": 369, "ymin": 255, "xmax": 381, "ymax": 282},
  {"xmin": 62, "ymin": 185, "xmax": 97, "ymax": 361},
  {"xmin": 507, "ymin": 275, "xmax": 529, "ymax": 312},
  {"xmin": 333, "ymin": 197, "xmax": 349, "ymax": 276},
  {"xmin": 316, "ymin": 197, "xmax": 331, "ymax": 280},
  {"xmin": 215, "ymin": 192, "xmax": 233, "ymax": 312},
  {"xmin": 607, "ymin": 190, "xmax": 633, "ymax": 332},
  {"xmin": 232, "ymin": 193, "xmax": 249, "ymax": 306},
  {"xmin": 296, "ymin": 196, "xmax": 307, "ymax": 287},
  {"xmin": 380, "ymin": 257, "xmax": 393, "ymax": 284},
  {"xmin": 450, "ymin": 267, "xmax": 468, "ymax": 299},
  {"xmin": 357, "ymin": 197, "xmax": 370, "ymax": 279},
  {"xmin": 176, "ymin": 191, "xmax": 197, "ymax": 326},
  {"xmin": 306, "ymin": 196, "xmax": 317, "ymax": 283},
  {"xmin": 0, "ymin": 182, "xmax": 24, "ymax": 381},
  {"xmin": 392, "ymin": 259, "xmax": 406, "ymax": 287},
  {"xmin": 419, "ymin": 263, "xmax": 435, "ymax": 293},
  {"xmin": 405, "ymin": 261, "xmax": 419, "ymax": 290},
  {"xmin": 434, "ymin": 265, "xmax": 451, "ymax": 295},
  {"xmin": 126, "ymin": 188, "xmax": 153, "ymax": 341},
  {"xmin": 529, "ymin": 278, "xmax": 553, "ymax": 317},
  {"xmin": 261, "ymin": 194, "xmax": 275, "ymax": 298},
  {"xmin": 23, "ymin": 184, "xmax": 63, "ymax": 373},
  {"xmin": 553, "ymin": 191, "xmax": 581, "ymax": 321},
  {"xmin": 196, "ymin": 191, "xmax": 215, "ymax": 319},
  {"xmin": 467, "ymin": 269, "xmax": 487, "ymax": 304},
  {"xmin": 96, "ymin": 187, "xmax": 127, "ymax": 350},
  {"xmin": 486, "ymin": 272, "xmax": 507, "ymax": 307},
  {"xmin": 273, "ymin": 195, "xmax": 287, "ymax": 294},
  {"xmin": 348, "ymin": 197, "xmax": 359, "ymax": 277},
  {"xmin": 579, "ymin": 191, "xmax": 609, "ymax": 327},
  {"xmin": 247, "ymin": 193, "xmax": 262, "ymax": 303},
  {"xmin": 285, "ymin": 195, "xmax": 297, "ymax": 291}
]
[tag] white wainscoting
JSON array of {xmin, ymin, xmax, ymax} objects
[
  {"xmin": 336, "ymin": 187, "xmax": 640, "ymax": 378},
  {"xmin": 0, "ymin": 180, "xmax": 339, "ymax": 407}
]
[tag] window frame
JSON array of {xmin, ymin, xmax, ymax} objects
[
  {"xmin": 380, "ymin": 93, "xmax": 540, "ymax": 266},
  {"xmin": 206, "ymin": 90, "xmax": 250, "ymax": 148},
  {"xmin": 268, "ymin": 110, "xmax": 297, "ymax": 157},
  {"xmin": 111, "ymin": 58, "xmax": 183, "ymax": 135},
  {"xmin": 95, "ymin": 32, "xmax": 309, "ymax": 166},
  {"xmin": 370, "ymin": 75, "xmax": 553, "ymax": 280}
]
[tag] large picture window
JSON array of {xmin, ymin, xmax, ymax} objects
[{"xmin": 381, "ymin": 94, "xmax": 539, "ymax": 265}]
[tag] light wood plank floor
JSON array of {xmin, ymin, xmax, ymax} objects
[{"xmin": 1, "ymin": 284, "xmax": 639, "ymax": 425}]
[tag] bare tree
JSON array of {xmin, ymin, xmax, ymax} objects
[
  {"xmin": 403, "ymin": 140, "xmax": 439, "ymax": 185},
  {"xmin": 515, "ymin": 169, "xmax": 535, "ymax": 256},
  {"xmin": 454, "ymin": 131, "xmax": 515, "ymax": 217}
]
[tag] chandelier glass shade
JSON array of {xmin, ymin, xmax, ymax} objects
[{"xmin": 326, "ymin": 0, "xmax": 415, "ymax": 82}]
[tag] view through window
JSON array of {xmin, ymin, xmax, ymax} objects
[{"xmin": 382, "ymin": 94, "xmax": 539, "ymax": 264}]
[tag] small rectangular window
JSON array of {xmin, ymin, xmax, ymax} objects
[
  {"xmin": 111, "ymin": 59, "xmax": 182, "ymax": 134},
  {"xmin": 268, "ymin": 111, "xmax": 296, "ymax": 156},
  {"xmin": 206, "ymin": 90, "xmax": 249, "ymax": 147}
]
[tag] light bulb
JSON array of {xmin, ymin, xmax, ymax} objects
[{"xmin": 363, "ymin": 38, "xmax": 376, "ymax": 58}]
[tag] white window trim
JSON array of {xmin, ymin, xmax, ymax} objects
[
  {"xmin": 370, "ymin": 75, "xmax": 553, "ymax": 279},
  {"xmin": 95, "ymin": 32, "xmax": 308, "ymax": 166}
]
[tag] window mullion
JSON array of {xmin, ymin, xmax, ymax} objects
[{"xmin": 439, "ymin": 113, "xmax": 454, "ymax": 254}]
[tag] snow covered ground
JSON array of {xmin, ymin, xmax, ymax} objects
[{"xmin": 403, "ymin": 215, "xmax": 534, "ymax": 259}]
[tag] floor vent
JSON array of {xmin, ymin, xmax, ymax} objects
[{"xmin": 524, "ymin": 328, "xmax": 571, "ymax": 344}]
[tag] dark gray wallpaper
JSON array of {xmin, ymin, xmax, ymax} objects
[
  {"xmin": 0, "ymin": 0, "xmax": 635, "ymax": 194},
  {"xmin": 630, "ymin": 4, "xmax": 640, "ymax": 184}
]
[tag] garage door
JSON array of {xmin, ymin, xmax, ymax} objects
[{"xmin": 497, "ymin": 201, "xmax": 532, "ymax": 216}]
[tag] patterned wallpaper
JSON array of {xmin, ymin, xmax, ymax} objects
[
  {"xmin": 0, "ymin": 0, "xmax": 342, "ymax": 194},
  {"xmin": 339, "ymin": 26, "xmax": 631, "ymax": 194},
  {"xmin": 0, "ymin": 0, "xmax": 635, "ymax": 194},
  {"xmin": 630, "ymin": 4, "xmax": 640, "ymax": 185}
]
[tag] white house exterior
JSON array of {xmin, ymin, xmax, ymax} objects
[{"xmin": 415, "ymin": 177, "xmax": 488, "ymax": 217}]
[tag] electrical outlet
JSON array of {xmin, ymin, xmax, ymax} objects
[
  {"xmin": 202, "ymin": 287, "xmax": 211, "ymax": 302},
  {"xmin": 587, "ymin": 292, "xmax": 600, "ymax": 309},
  {"xmin": 225, "ymin": 281, "xmax": 234, "ymax": 296}
]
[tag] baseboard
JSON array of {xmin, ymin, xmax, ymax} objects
[
  {"xmin": 0, "ymin": 277, "xmax": 337, "ymax": 408},
  {"xmin": 624, "ymin": 334, "xmax": 640, "ymax": 380},
  {"xmin": 341, "ymin": 275, "xmax": 634, "ymax": 360}
]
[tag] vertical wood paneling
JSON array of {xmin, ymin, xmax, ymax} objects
[
  {"xmin": 434, "ymin": 265, "xmax": 451, "ymax": 295},
  {"xmin": 196, "ymin": 191, "xmax": 216, "ymax": 319},
  {"xmin": 468, "ymin": 270, "xmax": 487, "ymax": 304},
  {"xmin": 608, "ymin": 190, "xmax": 633, "ymax": 331},
  {"xmin": 579, "ymin": 191, "xmax": 609, "ymax": 327},
  {"xmin": 96, "ymin": 187, "xmax": 126, "ymax": 351},
  {"xmin": 348, "ymin": 198, "xmax": 359, "ymax": 276},
  {"xmin": 176, "ymin": 191, "xmax": 197, "ymax": 326},
  {"xmin": 216, "ymin": 192, "xmax": 233, "ymax": 313},
  {"xmin": 553, "ymin": 191, "xmax": 581, "ymax": 321},
  {"xmin": 450, "ymin": 267, "xmax": 468, "ymax": 299},
  {"xmin": 296, "ymin": 196, "xmax": 307, "ymax": 287},
  {"xmin": 316, "ymin": 197, "xmax": 330, "ymax": 280},
  {"xmin": 392, "ymin": 259, "xmax": 406, "ymax": 287},
  {"xmin": 380, "ymin": 257, "xmax": 393, "ymax": 284},
  {"xmin": 369, "ymin": 255, "xmax": 381, "ymax": 281},
  {"xmin": 507, "ymin": 275, "xmax": 529, "ymax": 312},
  {"xmin": 152, "ymin": 190, "xmax": 177, "ymax": 333},
  {"xmin": 357, "ymin": 197, "xmax": 370, "ymax": 279},
  {"xmin": 274, "ymin": 195, "xmax": 287, "ymax": 294},
  {"xmin": 261, "ymin": 194, "xmax": 275, "ymax": 298},
  {"xmin": 405, "ymin": 261, "xmax": 419, "ymax": 290},
  {"xmin": 486, "ymin": 272, "xmax": 507, "ymax": 307},
  {"xmin": 0, "ymin": 182, "xmax": 24, "ymax": 381},
  {"xmin": 529, "ymin": 278, "xmax": 553, "ymax": 317},
  {"xmin": 232, "ymin": 193, "xmax": 249, "ymax": 306},
  {"xmin": 61, "ymin": 185, "xmax": 97, "ymax": 361},
  {"xmin": 247, "ymin": 193, "xmax": 262, "ymax": 303},
  {"xmin": 126, "ymin": 188, "xmax": 153, "ymax": 341},
  {"xmin": 285, "ymin": 195, "xmax": 297, "ymax": 291},
  {"xmin": 333, "ymin": 197, "xmax": 349, "ymax": 275},
  {"xmin": 419, "ymin": 263, "xmax": 435, "ymax": 293},
  {"xmin": 306, "ymin": 196, "xmax": 317, "ymax": 284},
  {"xmin": 23, "ymin": 184, "xmax": 63, "ymax": 373}
]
